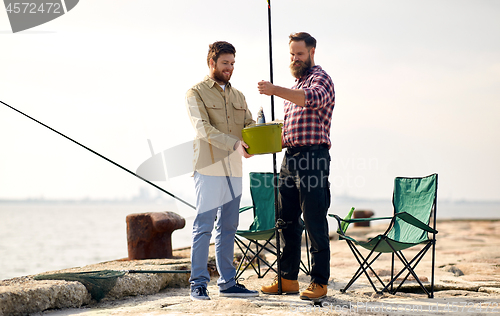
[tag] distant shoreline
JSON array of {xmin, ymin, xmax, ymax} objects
[
  {"xmin": 0, "ymin": 199, "xmax": 180, "ymax": 205},
  {"xmin": 2, "ymin": 197, "xmax": 500, "ymax": 205}
]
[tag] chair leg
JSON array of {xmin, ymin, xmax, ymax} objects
[
  {"xmin": 235, "ymin": 237, "xmax": 267, "ymax": 278},
  {"xmin": 235, "ymin": 229, "xmax": 314, "ymax": 280},
  {"xmin": 254, "ymin": 239, "xmax": 279, "ymax": 278},
  {"xmin": 393, "ymin": 249, "xmax": 431, "ymax": 297},
  {"xmin": 299, "ymin": 230, "xmax": 310, "ymax": 275},
  {"xmin": 383, "ymin": 241, "xmax": 433, "ymax": 297},
  {"xmin": 234, "ymin": 237, "xmax": 257, "ymax": 279},
  {"xmin": 430, "ymin": 239, "xmax": 436, "ymax": 298},
  {"xmin": 391, "ymin": 252, "xmax": 394, "ymax": 293},
  {"xmin": 261, "ymin": 257, "xmax": 278, "ymax": 278},
  {"xmin": 255, "ymin": 242, "xmax": 262, "ymax": 277},
  {"xmin": 342, "ymin": 239, "xmax": 386, "ymax": 293},
  {"xmin": 234, "ymin": 235, "xmax": 278, "ymax": 279},
  {"xmin": 304, "ymin": 228, "xmax": 311, "ymax": 275}
]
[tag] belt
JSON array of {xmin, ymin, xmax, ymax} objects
[{"xmin": 286, "ymin": 144, "xmax": 329, "ymax": 155}]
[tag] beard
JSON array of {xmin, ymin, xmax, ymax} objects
[
  {"xmin": 213, "ymin": 66, "xmax": 231, "ymax": 84},
  {"xmin": 289, "ymin": 55, "xmax": 312, "ymax": 79}
]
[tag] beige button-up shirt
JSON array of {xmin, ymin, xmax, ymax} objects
[{"xmin": 186, "ymin": 76, "xmax": 255, "ymax": 177}]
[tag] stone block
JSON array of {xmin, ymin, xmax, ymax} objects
[{"xmin": 353, "ymin": 210, "xmax": 374, "ymax": 227}]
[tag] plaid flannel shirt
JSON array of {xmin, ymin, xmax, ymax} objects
[{"xmin": 282, "ymin": 65, "xmax": 335, "ymax": 149}]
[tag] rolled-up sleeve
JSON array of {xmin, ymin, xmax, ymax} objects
[{"xmin": 303, "ymin": 73, "xmax": 335, "ymax": 110}]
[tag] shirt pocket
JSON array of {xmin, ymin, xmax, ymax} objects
[
  {"xmin": 206, "ymin": 103, "xmax": 226, "ymax": 124},
  {"xmin": 232, "ymin": 102, "xmax": 245, "ymax": 124}
]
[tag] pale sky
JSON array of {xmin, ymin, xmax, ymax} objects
[{"xmin": 1, "ymin": 0, "xmax": 499, "ymax": 204}]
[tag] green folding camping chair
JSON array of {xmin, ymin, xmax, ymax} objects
[
  {"xmin": 330, "ymin": 174, "xmax": 438, "ymax": 298},
  {"xmin": 235, "ymin": 172, "xmax": 310, "ymax": 279}
]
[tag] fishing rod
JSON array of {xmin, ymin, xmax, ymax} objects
[
  {"xmin": 0, "ymin": 100, "xmax": 196, "ymax": 210},
  {"xmin": 267, "ymin": 0, "xmax": 283, "ymax": 295}
]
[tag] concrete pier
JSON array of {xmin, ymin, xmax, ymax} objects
[{"xmin": 1, "ymin": 220, "xmax": 500, "ymax": 316}]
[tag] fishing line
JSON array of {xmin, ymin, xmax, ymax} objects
[{"xmin": 0, "ymin": 100, "xmax": 196, "ymax": 210}]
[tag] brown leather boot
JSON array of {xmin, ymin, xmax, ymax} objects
[
  {"xmin": 260, "ymin": 276, "xmax": 299, "ymax": 294},
  {"xmin": 299, "ymin": 282, "xmax": 327, "ymax": 300}
]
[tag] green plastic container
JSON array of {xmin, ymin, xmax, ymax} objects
[{"xmin": 241, "ymin": 123, "xmax": 282, "ymax": 155}]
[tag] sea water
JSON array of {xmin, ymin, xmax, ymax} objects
[
  {"xmin": 0, "ymin": 201, "xmax": 254, "ymax": 281},
  {"xmin": 0, "ymin": 200, "xmax": 499, "ymax": 281}
]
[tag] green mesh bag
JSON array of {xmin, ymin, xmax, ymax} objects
[{"xmin": 34, "ymin": 270, "xmax": 126, "ymax": 301}]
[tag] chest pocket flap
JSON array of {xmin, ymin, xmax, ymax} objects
[
  {"xmin": 232, "ymin": 102, "xmax": 245, "ymax": 124},
  {"xmin": 206, "ymin": 102, "xmax": 225, "ymax": 123}
]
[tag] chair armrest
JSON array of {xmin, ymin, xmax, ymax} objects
[
  {"xmin": 329, "ymin": 213, "xmax": 394, "ymax": 236},
  {"xmin": 345, "ymin": 217, "xmax": 393, "ymax": 222},
  {"xmin": 239, "ymin": 206, "xmax": 254, "ymax": 213},
  {"xmin": 395, "ymin": 212, "xmax": 438, "ymax": 234},
  {"xmin": 331, "ymin": 207, "xmax": 355, "ymax": 235},
  {"xmin": 330, "ymin": 214, "xmax": 347, "ymax": 236},
  {"xmin": 328, "ymin": 214, "xmax": 393, "ymax": 223}
]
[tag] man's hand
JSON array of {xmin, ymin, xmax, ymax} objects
[
  {"xmin": 258, "ymin": 80, "xmax": 276, "ymax": 96},
  {"xmin": 258, "ymin": 80, "xmax": 306, "ymax": 106},
  {"xmin": 234, "ymin": 140, "xmax": 253, "ymax": 158}
]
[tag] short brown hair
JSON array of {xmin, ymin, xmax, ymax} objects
[
  {"xmin": 289, "ymin": 32, "xmax": 316, "ymax": 49},
  {"xmin": 207, "ymin": 41, "xmax": 236, "ymax": 66}
]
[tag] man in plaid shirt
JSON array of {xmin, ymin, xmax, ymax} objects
[{"xmin": 258, "ymin": 32, "xmax": 335, "ymax": 301}]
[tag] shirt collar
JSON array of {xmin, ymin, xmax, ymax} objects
[
  {"xmin": 295, "ymin": 65, "xmax": 321, "ymax": 82},
  {"xmin": 204, "ymin": 75, "xmax": 231, "ymax": 90}
]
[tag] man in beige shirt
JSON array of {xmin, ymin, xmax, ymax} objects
[{"xmin": 185, "ymin": 41, "xmax": 257, "ymax": 300}]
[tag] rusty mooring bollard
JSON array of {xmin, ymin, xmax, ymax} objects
[
  {"xmin": 126, "ymin": 212, "xmax": 185, "ymax": 260},
  {"xmin": 353, "ymin": 210, "xmax": 374, "ymax": 227}
]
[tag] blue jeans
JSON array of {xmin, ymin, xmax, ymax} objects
[{"xmin": 190, "ymin": 172, "xmax": 242, "ymax": 291}]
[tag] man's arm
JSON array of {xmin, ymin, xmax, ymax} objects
[
  {"xmin": 242, "ymin": 95, "xmax": 257, "ymax": 127},
  {"xmin": 257, "ymin": 80, "xmax": 306, "ymax": 106}
]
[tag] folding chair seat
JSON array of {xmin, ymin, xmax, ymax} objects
[
  {"xmin": 330, "ymin": 174, "xmax": 438, "ymax": 298},
  {"xmin": 235, "ymin": 172, "xmax": 310, "ymax": 279}
]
